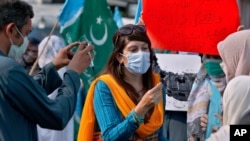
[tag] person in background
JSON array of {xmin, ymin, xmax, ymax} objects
[
  {"xmin": 16, "ymin": 36, "xmax": 41, "ymax": 75},
  {"xmin": 77, "ymin": 24, "xmax": 166, "ymax": 141},
  {"xmin": 206, "ymin": 75, "xmax": 250, "ymax": 141},
  {"xmin": 0, "ymin": 1, "xmax": 94, "ymax": 141},
  {"xmin": 36, "ymin": 35, "xmax": 74, "ymax": 141},
  {"xmin": 187, "ymin": 54, "xmax": 226, "ymax": 141},
  {"xmin": 217, "ymin": 30, "xmax": 250, "ymax": 83},
  {"xmin": 199, "ymin": 29, "xmax": 250, "ymax": 141}
]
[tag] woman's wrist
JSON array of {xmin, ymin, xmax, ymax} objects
[{"xmin": 131, "ymin": 109, "xmax": 144, "ymax": 125}]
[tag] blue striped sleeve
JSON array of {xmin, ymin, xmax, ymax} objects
[{"xmin": 93, "ymin": 80, "xmax": 139, "ymax": 141}]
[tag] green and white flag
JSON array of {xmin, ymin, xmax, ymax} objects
[
  {"xmin": 58, "ymin": 1, "xmax": 118, "ymax": 140},
  {"xmin": 59, "ymin": 0, "xmax": 118, "ymax": 90}
]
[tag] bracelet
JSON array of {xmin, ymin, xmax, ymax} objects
[{"xmin": 131, "ymin": 109, "xmax": 144, "ymax": 125}]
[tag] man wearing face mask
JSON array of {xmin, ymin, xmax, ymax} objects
[
  {"xmin": 7, "ymin": 25, "xmax": 30, "ymax": 59},
  {"xmin": 187, "ymin": 54, "xmax": 226, "ymax": 141},
  {"xmin": 0, "ymin": 1, "xmax": 94, "ymax": 141}
]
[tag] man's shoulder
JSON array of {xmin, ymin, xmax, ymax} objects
[{"xmin": 0, "ymin": 55, "xmax": 21, "ymax": 72}]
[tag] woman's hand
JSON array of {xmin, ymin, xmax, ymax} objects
[{"xmin": 134, "ymin": 82, "xmax": 163, "ymax": 117}]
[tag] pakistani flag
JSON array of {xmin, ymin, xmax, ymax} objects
[
  {"xmin": 58, "ymin": 0, "xmax": 118, "ymax": 140},
  {"xmin": 59, "ymin": 0, "xmax": 118, "ymax": 90}
]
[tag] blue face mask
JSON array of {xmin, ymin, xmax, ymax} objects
[
  {"xmin": 123, "ymin": 51, "xmax": 151, "ymax": 75},
  {"xmin": 8, "ymin": 26, "xmax": 29, "ymax": 59}
]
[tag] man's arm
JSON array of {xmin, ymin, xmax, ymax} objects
[{"xmin": 33, "ymin": 62, "xmax": 62, "ymax": 94}]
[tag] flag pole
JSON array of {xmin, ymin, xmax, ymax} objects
[{"xmin": 29, "ymin": 19, "xmax": 59, "ymax": 76}]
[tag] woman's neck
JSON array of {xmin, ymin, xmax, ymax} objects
[
  {"xmin": 124, "ymin": 69, "xmax": 142, "ymax": 81},
  {"xmin": 124, "ymin": 70, "xmax": 143, "ymax": 92}
]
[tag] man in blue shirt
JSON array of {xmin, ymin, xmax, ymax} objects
[{"xmin": 0, "ymin": 1, "xmax": 94, "ymax": 141}]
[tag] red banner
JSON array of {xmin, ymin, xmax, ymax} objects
[{"xmin": 143, "ymin": 0, "xmax": 240, "ymax": 55}]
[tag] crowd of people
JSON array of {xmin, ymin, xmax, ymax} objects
[{"xmin": 1, "ymin": 0, "xmax": 250, "ymax": 141}]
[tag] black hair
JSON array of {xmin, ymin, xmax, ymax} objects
[
  {"xmin": 29, "ymin": 37, "xmax": 40, "ymax": 46},
  {"xmin": 0, "ymin": 0, "xmax": 34, "ymax": 31}
]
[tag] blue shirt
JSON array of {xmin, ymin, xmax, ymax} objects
[
  {"xmin": 0, "ymin": 51, "xmax": 80, "ymax": 141},
  {"xmin": 93, "ymin": 80, "xmax": 166, "ymax": 141}
]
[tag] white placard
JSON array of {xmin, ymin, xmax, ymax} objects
[{"xmin": 155, "ymin": 54, "xmax": 202, "ymax": 111}]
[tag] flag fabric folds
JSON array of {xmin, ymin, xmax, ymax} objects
[
  {"xmin": 113, "ymin": 6, "xmax": 124, "ymax": 28},
  {"xmin": 58, "ymin": 0, "xmax": 85, "ymax": 31},
  {"xmin": 134, "ymin": 0, "xmax": 142, "ymax": 24},
  {"xmin": 58, "ymin": 0, "xmax": 118, "ymax": 140},
  {"xmin": 58, "ymin": 0, "xmax": 118, "ymax": 92}
]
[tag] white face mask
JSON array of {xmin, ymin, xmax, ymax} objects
[
  {"xmin": 123, "ymin": 51, "xmax": 151, "ymax": 75},
  {"xmin": 8, "ymin": 26, "xmax": 29, "ymax": 59}
]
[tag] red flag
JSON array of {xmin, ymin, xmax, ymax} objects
[{"xmin": 143, "ymin": 0, "xmax": 240, "ymax": 55}]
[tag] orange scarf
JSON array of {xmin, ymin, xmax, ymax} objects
[{"xmin": 77, "ymin": 73, "xmax": 164, "ymax": 141}]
